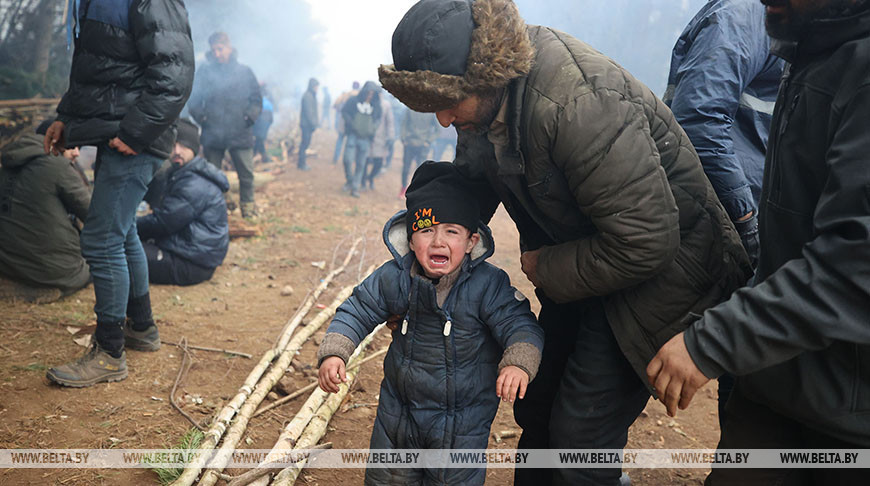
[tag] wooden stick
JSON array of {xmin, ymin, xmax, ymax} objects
[
  {"xmin": 253, "ymin": 347, "xmax": 388, "ymax": 418},
  {"xmin": 0, "ymin": 97, "xmax": 61, "ymax": 108},
  {"xmin": 224, "ymin": 443, "xmax": 333, "ymax": 486},
  {"xmin": 170, "ymin": 349, "xmax": 276, "ymax": 486},
  {"xmin": 170, "ymin": 338, "xmax": 205, "ymax": 431},
  {"xmin": 245, "ymin": 327, "xmax": 385, "ymax": 486},
  {"xmin": 196, "ymin": 275, "xmax": 373, "ymax": 486},
  {"xmin": 270, "ymin": 361, "xmax": 366, "ymax": 485},
  {"xmin": 162, "ymin": 341, "xmax": 252, "ymax": 359},
  {"xmin": 273, "ymin": 237, "xmax": 361, "ymax": 353}
]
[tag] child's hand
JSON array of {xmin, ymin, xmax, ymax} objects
[
  {"xmin": 318, "ymin": 356, "xmax": 347, "ymax": 393},
  {"xmin": 496, "ymin": 365, "xmax": 529, "ymax": 402}
]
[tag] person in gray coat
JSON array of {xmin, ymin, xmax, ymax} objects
[
  {"xmin": 318, "ymin": 162, "xmax": 543, "ymax": 486},
  {"xmin": 298, "ymin": 77, "xmax": 319, "ymax": 171}
]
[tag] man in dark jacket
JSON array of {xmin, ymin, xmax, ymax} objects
[
  {"xmin": 1, "ymin": 126, "xmax": 90, "ymax": 299},
  {"xmin": 341, "ymin": 81, "xmax": 382, "ymax": 198},
  {"xmin": 138, "ymin": 119, "xmax": 229, "ymax": 286},
  {"xmin": 43, "ymin": 0, "xmax": 194, "ymax": 388},
  {"xmin": 298, "ymin": 77, "xmax": 319, "ymax": 171},
  {"xmin": 188, "ymin": 31, "xmax": 262, "ymax": 219},
  {"xmin": 648, "ymin": 1, "xmax": 870, "ymax": 483},
  {"xmin": 663, "ymin": 0, "xmax": 784, "ymax": 427},
  {"xmin": 380, "ymin": 1, "xmax": 750, "ymax": 484}
]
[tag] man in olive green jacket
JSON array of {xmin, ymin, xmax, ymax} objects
[
  {"xmin": 380, "ymin": 1, "xmax": 750, "ymax": 484},
  {"xmin": 0, "ymin": 129, "xmax": 91, "ymax": 299}
]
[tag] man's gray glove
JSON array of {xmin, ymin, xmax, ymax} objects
[{"xmin": 734, "ymin": 213, "xmax": 760, "ymax": 270}]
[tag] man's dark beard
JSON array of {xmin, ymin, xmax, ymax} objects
[
  {"xmin": 454, "ymin": 88, "xmax": 505, "ymax": 134},
  {"xmin": 767, "ymin": 0, "xmax": 870, "ymax": 40}
]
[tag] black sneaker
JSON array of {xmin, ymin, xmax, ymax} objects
[
  {"xmin": 124, "ymin": 321, "xmax": 161, "ymax": 352},
  {"xmin": 46, "ymin": 343, "xmax": 127, "ymax": 387}
]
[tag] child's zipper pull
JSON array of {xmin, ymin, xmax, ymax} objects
[
  {"xmin": 401, "ymin": 319, "xmax": 408, "ymax": 335},
  {"xmin": 443, "ymin": 320, "xmax": 452, "ymax": 336}
]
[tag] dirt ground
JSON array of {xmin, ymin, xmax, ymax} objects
[{"xmin": 0, "ymin": 128, "xmax": 718, "ymax": 485}]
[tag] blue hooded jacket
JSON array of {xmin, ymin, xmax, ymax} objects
[
  {"xmin": 664, "ymin": 0, "xmax": 784, "ymax": 221},
  {"xmin": 324, "ymin": 211, "xmax": 543, "ymax": 485},
  {"xmin": 138, "ymin": 157, "xmax": 230, "ymax": 269}
]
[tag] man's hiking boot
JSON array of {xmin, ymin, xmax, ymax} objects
[
  {"xmin": 124, "ymin": 321, "xmax": 161, "ymax": 352},
  {"xmin": 46, "ymin": 343, "xmax": 127, "ymax": 387},
  {"xmin": 240, "ymin": 202, "xmax": 257, "ymax": 220}
]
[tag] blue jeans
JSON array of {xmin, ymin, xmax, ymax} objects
[
  {"xmin": 343, "ymin": 134, "xmax": 371, "ymax": 189},
  {"xmin": 333, "ymin": 132, "xmax": 346, "ymax": 163},
  {"xmin": 80, "ymin": 145, "xmax": 161, "ymax": 323}
]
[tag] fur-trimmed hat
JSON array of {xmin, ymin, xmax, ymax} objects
[{"xmin": 379, "ymin": 0, "xmax": 534, "ymax": 113}]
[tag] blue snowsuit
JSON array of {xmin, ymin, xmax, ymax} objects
[{"xmin": 323, "ymin": 211, "xmax": 543, "ymax": 485}]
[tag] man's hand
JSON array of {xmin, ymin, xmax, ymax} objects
[
  {"xmin": 646, "ymin": 331, "xmax": 710, "ymax": 417},
  {"xmin": 520, "ymin": 250, "xmax": 541, "ymax": 287},
  {"xmin": 44, "ymin": 121, "xmax": 66, "ymax": 155},
  {"xmin": 109, "ymin": 137, "xmax": 138, "ymax": 156},
  {"xmin": 318, "ymin": 356, "xmax": 347, "ymax": 393},
  {"xmin": 496, "ymin": 365, "xmax": 529, "ymax": 402}
]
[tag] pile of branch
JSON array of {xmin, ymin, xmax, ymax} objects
[
  {"xmin": 236, "ymin": 325, "xmax": 386, "ymax": 486},
  {"xmin": 170, "ymin": 239, "xmax": 367, "ymax": 486}
]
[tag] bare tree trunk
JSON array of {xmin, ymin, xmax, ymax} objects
[{"xmin": 31, "ymin": 0, "xmax": 59, "ymax": 88}]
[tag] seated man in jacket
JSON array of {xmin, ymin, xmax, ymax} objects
[
  {"xmin": 137, "ymin": 119, "xmax": 229, "ymax": 286},
  {"xmin": 0, "ymin": 122, "xmax": 91, "ymax": 301}
]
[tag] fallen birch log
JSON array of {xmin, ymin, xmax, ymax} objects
[
  {"xmin": 225, "ymin": 443, "xmax": 333, "ymax": 486},
  {"xmin": 243, "ymin": 326, "xmax": 385, "ymax": 486},
  {"xmin": 170, "ymin": 349, "xmax": 276, "ymax": 486},
  {"xmin": 197, "ymin": 264, "xmax": 375, "ymax": 486},
  {"xmin": 269, "ymin": 363, "xmax": 363, "ymax": 486},
  {"xmin": 253, "ymin": 347, "xmax": 388, "ymax": 418}
]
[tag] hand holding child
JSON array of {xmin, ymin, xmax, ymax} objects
[
  {"xmin": 496, "ymin": 365, "xmax": 529, "ymax": 402},
  {"xmin": 318, "ymin": 356, "xmax": 347, "ymax": 393}
]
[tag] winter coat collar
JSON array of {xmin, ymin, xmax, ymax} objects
[{"xmin": 771, "ymin": 4, "xmax": 870, "ymax": 62}]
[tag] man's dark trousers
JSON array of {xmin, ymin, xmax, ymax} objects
[
  {"xmin": 514, "ymin": 295, "xmax": 650, "ymax": 486},
  {"xmin": 298, "ymin": 126, "xmax": 315, "ymax": 169}
]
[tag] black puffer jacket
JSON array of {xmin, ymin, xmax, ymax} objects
[
  {"xmin": 188, "ymin": 50, "xmax": 262, "ymax": 150},
  {"xmin": 56, "ymin": 0, "xmax": 195, "ymax": 158},
  {"xmin": 137, "ymin": 157, "xmax": 230, "ymax": 270},
  {"xmin": 684, "ymin": 6, "xmax": 870, "ymax": 446}
]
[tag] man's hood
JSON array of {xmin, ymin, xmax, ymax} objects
[
  {"xmin": 307, "ymin": 77, "xmax": 320, "ymax": 93},
  {"xmin": 179, "ymin": 156, "xmax": 230, "ymax": 192},
  {"xmin": 1, "ymin": 133, "xmax": 52, "ymax": 169},
  {"xmin": 382, "ymin": 209, "xmax": 493, "ymax": 268},
  {"xmin": 357, "ymin": 81, "xmax": 381, "ymax": 101}
]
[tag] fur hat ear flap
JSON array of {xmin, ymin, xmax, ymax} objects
[{"xmin": 380, "ymin": 0, "xmax": 534, "ymax": 113}]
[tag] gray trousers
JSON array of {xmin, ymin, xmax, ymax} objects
[{"xmin": 204, "ymin": 147, "xmax": 255, "ymax": 204}]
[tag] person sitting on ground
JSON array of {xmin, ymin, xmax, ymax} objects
[
  {"xmin": 0, "ymin": 121, "xmax": 91, "ymax": 301},
  {"xmin": 137, "ymin": 119, "xmax": 229, "ymax": 286},
  {"xmin": 317, "ymin": 161, "xmax": 544, "ymax": 485}
]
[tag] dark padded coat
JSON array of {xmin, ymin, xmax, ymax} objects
[
  {"xmin": 188, "ymin": 50, "xmax": 262, "ymax": 150},
  {"xmin": 325, "ymin": 211, "xmax": 543, "ymax": 485},
  {"xmin": 0, "ymin": 133, "xmax": 91, "ymax": 292},
  {"xmin": 454, "ymin": 26, "xmax": 751, "ymax": 391},
  {"xmin": 300, "ymin": 79, "xmax": 319, "ymax": 131},
  {"xmin": 137, "ymin": 157, "xmax": 229, "ymax": 270},
  {"xmin": 684, "ymin": 6, "xmax": 870, "ymax": 446},
  {"xmin": 56, "ymin": 0, "xmax": 194, "ymax": 158}
]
